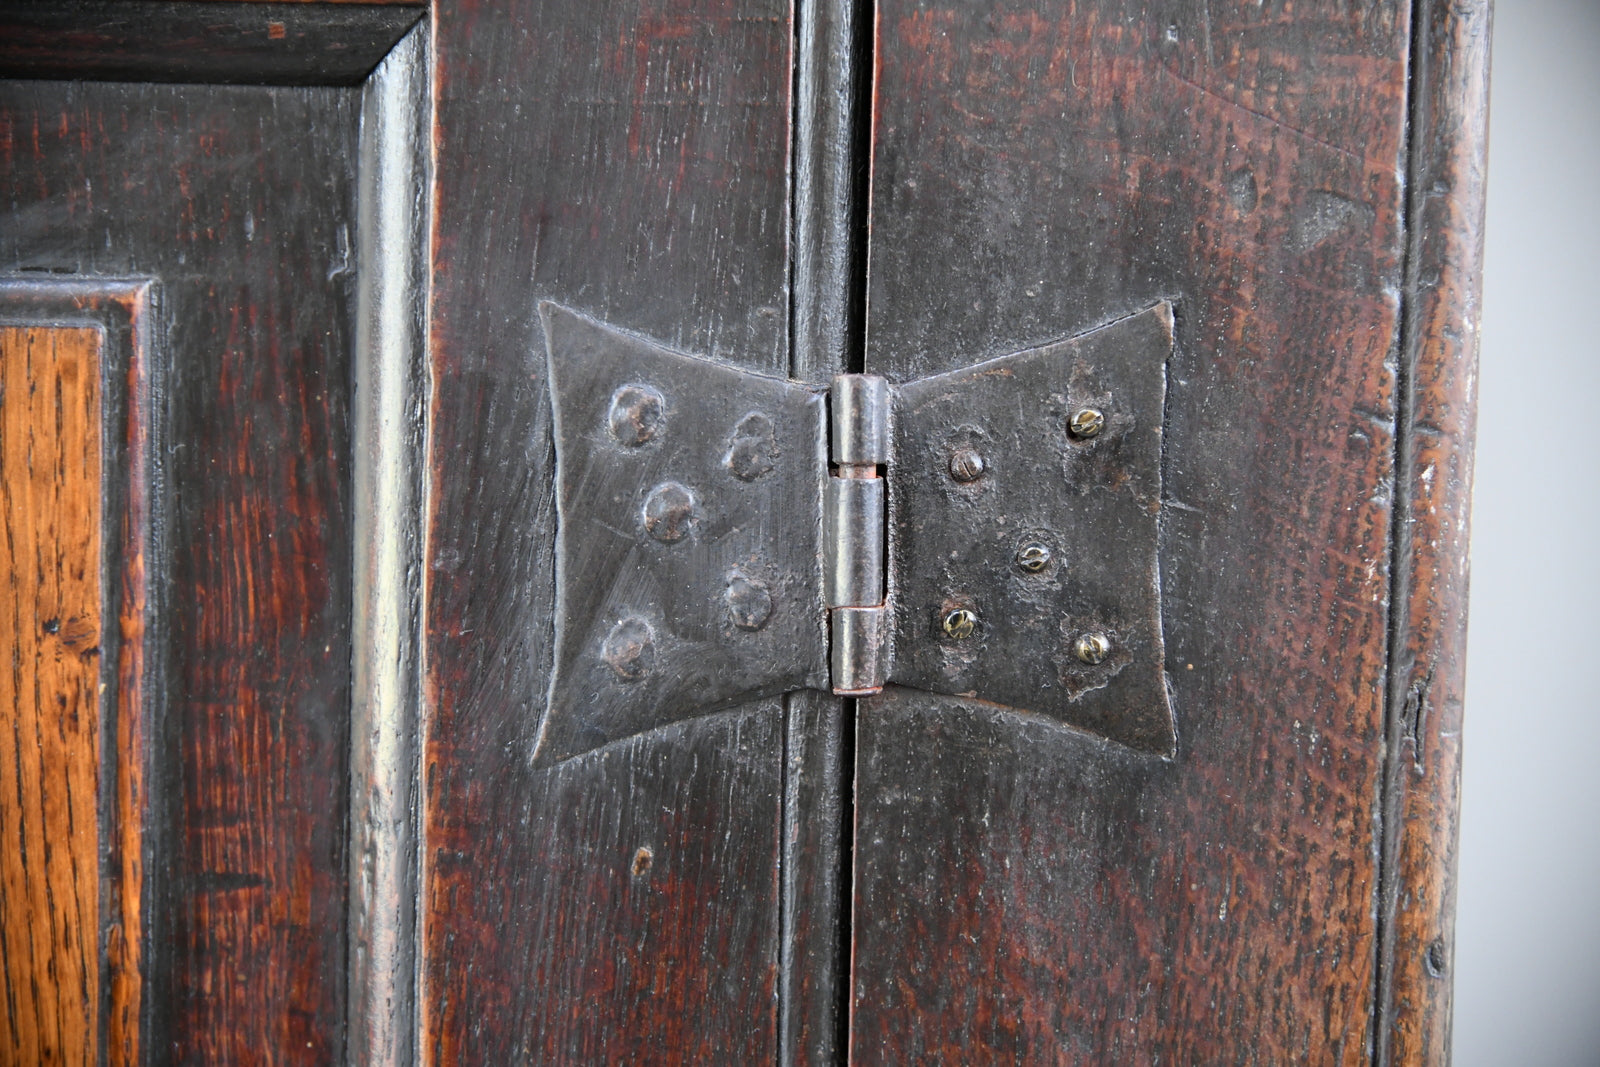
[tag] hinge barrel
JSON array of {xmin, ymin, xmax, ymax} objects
[
  {"xmin": 831, "ymin": 606, "xmax": 888, "ymax": 696},
  {"xmin": 825, "ymin": 477, "xmax": 883, "ymax": 608},
  {"xmin": 827, "ymin": 374, "xmax": 890, "ymax": 694},
  {"xmin": 830, "ymin": 373, "xmax": 889, "ymax": 466}
]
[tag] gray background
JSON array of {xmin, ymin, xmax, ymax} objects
[{"xmin": 1454, "ymin": 0, "xmax": 1600, "ymax": 1062}]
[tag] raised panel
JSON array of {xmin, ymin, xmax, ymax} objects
[{"xmin": 0, "ymin": 280, "xmax": 157, "ymax": 1067}]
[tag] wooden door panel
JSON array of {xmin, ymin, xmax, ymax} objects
[
  {"xmin": 849, "ymin": 1, "xmax": 1434, "ymax": 1061},
  {"xmin": 1, "ymin": 323, "xmax": 104, "ymax": 1067},
  {"xmin": 0, "ymin": 281, "xmax": 157, "ymax": 1067},
  {"xmin": 420, "ymin": 1, "xmax": 797, "ymax": 1060},
  {"xmin": 1, "ymin": 82, "xmax": 359, "ymax": 1062}
]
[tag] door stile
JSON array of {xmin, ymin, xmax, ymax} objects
[{"xmin": 1372, "ymin": 0, "xmax": 1491, "ymax": 1061}]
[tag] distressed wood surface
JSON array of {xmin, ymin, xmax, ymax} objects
[
  {"xmin": 1376, "ymin": 1, "xmax": 1491, "ymax": 1061},
  {"xmin": 1, "ymin": 82, "xmax": 358, "ymax": 1063},
  {"xmin": 420, "ymin": 0, "xmax": 795, "ymax": 1060},
  {"xmin": 853, "ymin": 1, "xmax": 1414, "ymax": 1061},
  {"xmin": 0, "ymin": 324, "xmax": 103, "ymax": 1067}
]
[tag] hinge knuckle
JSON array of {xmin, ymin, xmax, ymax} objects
[
  {"xmin": 830, "ymin": 373, "xmax": 889, "ymax": 467},
  {"xmin": 830, "ymin": 606, "xmax": 888, "ymax": 696},
  {"xmin": 825, "ymin": 477, "xmax": 884, "ymax": 608}
]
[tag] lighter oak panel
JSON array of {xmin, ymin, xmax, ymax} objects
[{"xmin": 0, "ymin": 325, "xmax": 103, "ymax": 1067}]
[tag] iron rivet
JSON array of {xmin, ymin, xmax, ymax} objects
[
  {"xmin": 608, "ymin": 384, "xmax": 665, "ymax": 447},
  {"xmin": 942, "ymin": 608, "xmax": 978, "ymax": 640},
  {"xmin": 725, "ymin": 573, "xmax": 774, "ymax": 632},
  {"xmin": 1068, "ymin": 407, "xmax": 1105, "ymax": 439},
  {"xmin": 948, "ymin": 448, "xmax": 986, "ymax": 483},
  {"xmin": 1015, "ymin": 542, "xmax": 1052, "ymax": 574},
  {"xmin": 1074, "ymin": 632, "xmax": 1112, "ymax": 665},
  {"xmin": 724, "ymin": 411, "xmax": 778, "ymax": 482},
  {"xmin": 642, "ymin": 481, "xmax": 696, "ymax": 543},
  {"xmin": 602, "ymin": 617, "xmax": 655, "ymax": 680}
]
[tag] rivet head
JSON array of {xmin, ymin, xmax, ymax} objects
[
  {"xmin": 1068, "ymin": 407, "xmax": 1105, "ymax": 439},
  {"xmin": 948, "ymin": 448, "xmax": 986, "ymax": 483},
  {"xmin": 724, "ymin": 412, "xmax": 777, "ymax": 482},
  {"xmin": 942, "ymin": 608, "xmax": 978, "ymax": 640},
  {"xmin": 602, "ymin": 616, "xmax": 655, "ymax": 680},
  {"xmin": 608, "ymin": 384, "xmax": 665, "ymax": 447},
  {"xmin": 1015, "ymin": 541, "xmax": 1052, "ymax": 574},
  {"xmin": 1074, "ymin": 631, "xmax": 1112, "ymax": 665},
  {"xmin": 642, "ymin": 481, "xmax": 696, "ymax": 543},
  {"xmin": 725, "ymin": 573, "xmax": 774, "ymax": 631}
]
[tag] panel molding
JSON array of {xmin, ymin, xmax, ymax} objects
[{"xmin": 348, "ymin": 24, "xmax": 431, "ymax": 1067}]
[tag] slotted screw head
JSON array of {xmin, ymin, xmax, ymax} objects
[
  {"xmin": 1068, "ymin": 407, "xmax": 1105, "ymax": 439},
  {"xmin": 1015, "ymin": 541, "xmax": 1052, "ymax": 573},
  {"xmin": 942, "ymin": 608, "xmax": 978, "ymax": 640},
  {"xmin": 947, "ymin": 448, "xmax": 986, "ymax": 483},
  {"xmin": 1074, "ymin": 631, "xmax": 1111, "ymax": 665}
]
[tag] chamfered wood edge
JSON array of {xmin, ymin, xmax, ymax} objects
[
  {"xmin": 1376, "ymin": 0, "xmax": 1492, "ymax": 1061},
  {"xmin": 347, "ymin": 23, "xmax": 430, "ymax": 1067},
  {"xmin": 0, "ymin": 276, "xmax": 163, "ymax": 1067},
  {"xmin": 0, "ymin": 0, "xmax": 422, "ymax": 86}
]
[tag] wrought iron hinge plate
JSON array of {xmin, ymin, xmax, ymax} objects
[{"xmin": 537, "ymin": 301, "xmax": 1175, "ymax": 765}]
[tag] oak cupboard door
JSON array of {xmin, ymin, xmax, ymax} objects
[{"xmin": 0, "ymin": 0, "xmax": 1486, "ymax": 1062}]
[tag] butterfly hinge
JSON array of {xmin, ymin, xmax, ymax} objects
[{"xmin": 536, "ymin": 301, "xmax": 1177, "ymax": 765}]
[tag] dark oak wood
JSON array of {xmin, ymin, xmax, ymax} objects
[
  {"xmin": 851, "ymin": 1, "xmax": 1422, "ymax": 1061},
  {"xmin": 1, "ymin": 83, "xmax": 359, "ymax": 1062},
  {"xmin": 0, "ymin": 323, "xmax": 103, "ymax": 1067},
  {"xmin": 419, "ymin": 0, "xmax": 795, "ymax": 1061},
  {"xmin": 0, "ymin": 0, "xmax": 1488, "ymax": 1059},
  {"xmin": 0, "ymin": 1, "xmax": 422, "ymax": 86},
  {"xmin": 1375, "ymin": 0, "xmax": 1492, "ymax": 1061}
]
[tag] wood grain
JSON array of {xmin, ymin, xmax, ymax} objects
[
  {"xmin": 420, "ymin": 0, "xmax": 794, "ymax": 1059},
  {"xmin": 0, "ymin": 324, "xmax": 103, "ymax": 1067},
  {"xmin": 853, "ymin": 0, "xmax": 1413, "ymax": 1061},
  {"xmin": 1, "ymin": 83, "xmax": 359, "ymax": 1062},
  {"xmin": 0, "ymin": 279, "xmax": 158, "ymax": 1067},
  {"xmin": 1376, "ymin": 0, "xmax": 1491, "ymax": 1061}
]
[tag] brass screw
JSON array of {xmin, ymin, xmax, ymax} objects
[
  {"xmin": 1068, "ymin": 407, "xmax": 1105, "ymax": 439},
  {"xmin": 947, "ymin": 448, "xmax": 986, "ymax": 483},
  {"xmin": 942, "ymin": 608, "xmax": 978, "ymax": 640},
  {"xmin": 1074, "ymin": 632, "xmax": 1111, "ymax": 665},
  {"xmin": 1015, "ymin": 542, "xmax": 1052, "ymax": 574}
]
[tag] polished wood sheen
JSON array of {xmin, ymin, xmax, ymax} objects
[
  {"xmin": 0, "ymin": 324, "xmax": 102, "ymax": 1067},
  {"xmin": 1, "ymin": 82, "xmax": 360, "ymax": 1061}
]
